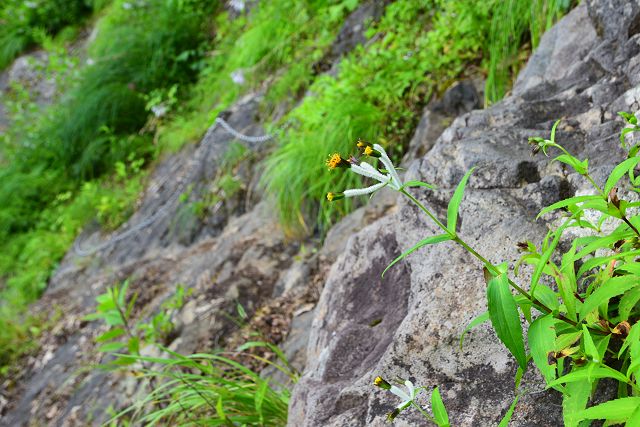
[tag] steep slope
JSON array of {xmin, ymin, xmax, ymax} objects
[{"xmin": 290, "ymin": 1, "xmax": 640, "ymax": 425}]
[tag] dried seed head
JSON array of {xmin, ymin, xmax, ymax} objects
[{"xmin": 609, "ymin": 187, "xmax": 620, "ymax": 208}]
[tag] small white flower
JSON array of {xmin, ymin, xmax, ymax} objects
[
  {"xmin": 229, "ymin": 0, "xmax": 245, "ymax": 12},
  {"xmin": 389, "ymin": 380, "xmax": 418, "ymax": 409},
  {"xmin": 230, "ymin": 69, "xmax": 245, "ymax": 85}
]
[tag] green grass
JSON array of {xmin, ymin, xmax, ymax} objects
[
  {"xmin": 485, "ymin": 0, "xmax": 573, "ymax": 104},
  {"xmin": 0, "ymin": 0, "xmax": 96, "ymax": 70},
  {"xmin": 262, "ymin": 0, "xmax": 573, "ymax": 236},
  {"xmin": 157, "ymin": 0, "xmax": 357, "ymax": 153}
]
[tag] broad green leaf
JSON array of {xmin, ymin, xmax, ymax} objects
[
  {"xmin": 619, "ymin": 287, "xmax": 640, "ymax": 321},
  {"xmin": 546, "ymin": 365, "xmax": 629, "ymax": 388},
  {"xmin": 459, "ymin": 311, "xmax": 490, "ymax": 350},
  {"xmin": 577, "ymin": 397, "xmax": 640, "ymax": 420},
  {"xmin": 556, "ymin": 331, "xmax": 582, "ymax": 351},
  {"xmin": 605, "ymin": 157, "xmax": 640, "ymax": 196},
  {"xmin": 533, "ymin": 284, "xmax": 559, "ymax": 312},
  {"xmin": 401, "ymin": 180, "xmax": 437, "ymax": 190},
  {"xmin": 529, "ymin": 315, "xmax": 556, "ymax": 383},
  {"xmin": 554, "ymin": 154, "xmax": 588, "ymax": 175},
  {"xmin": 626, "ymin": 402, "xmax": 640, "ymax": 426},
  {"xmin": 537, "ymin": 195, "xmax": 603, "ymax": 219},
  {"xmin": 582, "ymin": 325, "xmax": 600, "ymax": 363},
  {"xmin": 431, "ymin": 387, "xmax": 450, "ymax": 427},
  {"xmin": 578, "ymin": 249, "xmax": 640, "ymax": 278},
  {"xmin": 579, "ymin": 276, "xmax": 640, "ymax": 320},
  {"xmin": 382, "ymin": 234, "xmax": 451, "ymax": 277},
  {"xmin": 498, "ymin": 395, "xmax": 519, "ymax": 427},
  {"xmin": 563, "ymin": 380, "xmax": 592, "ymax": 427},
  {"xmin": 487, "ymin": 272, "xmax": 527, "ymax": 370},
  {"xmin": 446, "ymin": 167, "xmax": 476, "ymax": 234}
]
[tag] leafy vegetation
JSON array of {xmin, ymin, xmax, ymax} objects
[
  {"xmin": 263, "ymin": 0, "xmax": 572, "ymax": 236},
  {"xmin": 328, "ymin": 117, "xmax": 640, "ymax": 424},
  {"xmin": 0, "ymin": 0, "xmax": 100, "ymax": 70},
  {"xmin": 88, "ymin": 281, "xmax": 294, "ymax": 425},
  {"xmin": 0, "ymin": 0, "xmax": 574, "ymax": 419}
]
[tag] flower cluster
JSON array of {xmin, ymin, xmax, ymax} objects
[
  {"xmin": 374, "ymin": 376, "xmax": 419, "ymax": 421},
  {"xmin": 325, "ymin": 140, "xmax": 403, "ymax": 202}
]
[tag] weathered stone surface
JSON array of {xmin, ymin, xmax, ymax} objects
[{"xmin": 289, "ymin": 2, "xmax": 638, "ymax": 426}]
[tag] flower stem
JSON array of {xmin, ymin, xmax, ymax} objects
[
  {"xmin": 400, "ymin": 188, "xmax": 579, "ymax": 328},
  {"xmin": 410, "ymin": 401, "xmax": 437, "ymax": 424}
]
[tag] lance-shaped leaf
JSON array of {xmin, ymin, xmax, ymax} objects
[
  {"xmin": 459, "ymin": 311, "xmax": 490, "ymax": 350},
  {"xmin": 605, "ymin": 157, "xmax": 640, "ymax": 196},
  {"xmin": 577, "ymin": 397, "xmax": 640, "ymax": 421},
  {"xmin": 431, "ymin": 387, "xmax": 450, "ymax": 427},
  {"xmin": 579, "ymin": 276, "xmax": 640, "ymax": 320},
  {"xmin": 447, "ymin": 167, "xmax": 476, "ymax": 234},
  {"xmin": 487, "ymin": 272, "xmax": 527, "ymax": 370},
  {"xmin": 382, "ymin": 234, "xmax": 451, "ymax": 277},
  {"xmin": 528, "ymin": 315, "xmax": 557, "ymax": 383}
]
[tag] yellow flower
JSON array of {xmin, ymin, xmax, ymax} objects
[
  {"xmin": 326, "ymin": 153, "xmax": 349, "ymax": 170},
  {"xmin": 374, "ymin": 376, "xmax": 391, "ymax": 390},
  {"xmin": 326, "ymin": 192, "xmax": 344, "ymax": 202}
]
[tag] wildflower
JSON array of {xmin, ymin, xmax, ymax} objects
[
  {"xmin": 364, "ymin": 145, "xmax": 381, "ymax": 158},
  {"xmin": 326, "ymin": 153, "xmax": 350, "ymax": 170},
  {"xmin": 326, "ymin": 192, "xmax": 344, "ymax": 202},
  {"xmin": 326, "ymin": 143, "xmax": 404, "ymax": 200},
  {"xmin": 374, "ymin": 376, "xmax": 392, "ymax": 390},
  {"xmin": 389, "ymin": 380, "xmax": 418, "ymax": 408}
]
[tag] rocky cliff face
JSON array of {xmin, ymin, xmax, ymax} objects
[
  {"xmin": 290, "ymin": 1, "xmax": 640, "ymax": 426},
  {"xmin": 2, "ymin": 0, "xmax": 640, "ymax": 426}
]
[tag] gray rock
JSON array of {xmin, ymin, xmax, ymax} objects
[{"xmin": 289, "ymin": 2, "xmax": 635, "ymax": 426}]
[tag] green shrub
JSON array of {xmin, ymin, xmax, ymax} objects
[{"xmin": 0, "ymin": 0, "xmax": 94, "ymax": 70}]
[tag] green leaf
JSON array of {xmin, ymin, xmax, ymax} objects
[
  {"xmin": 98, "ymin": 341, "xmax": 127, "ymax": 353},
  {"xmin": 487, "ymin": 272, "xmax": 527, "ymax": 370},
  {"xmin": 546, "ymin": 365, "xmax": 629, "ymax": 388},
  {"xmin": 498, "ymin": 395, "xmax": 519, "ymax": 427},
  {"xmin": 431, "ymin": 387, "xmax": 450, "ymax": 427},
  {"xmin": 582, "ymin": 325, "xmax": 600, "ymax": 363},
  {"xmin": 459, "ymin": 311, "xmax": 490, "ymax": 350},
  {"xmin": 619, "ymin": 321, "xmax": 640, "ymax": 358},
  {"xmin": 401, "ymin": 180, "xmax": 437, "ymax": 190},
  {"xmin": 579, "ymin": 276, "xmax": 640, "ymax": 320},
  {"xmin": 382, "ymin": 234, "xmax": 451, "ymax": 277},
  {"xmin": 563, "ymin": 380, "xmax": 592, "ymax": 427},
  {"xmin": 447, "ymin": 167, "xmax": 476, "ymax": 234},
  {"xmin": 537, "ymin": 195, "xmax": 603, "ymax": 219},
  {"xmin": 626, "ymin": 402, "xmax": 640, "ymax": 426},
  {"xmin": 529, "ymin": 315, "xmax": 556, "ymax": 383},
  {"xmin": 619, "ymin": 287, "xmax": 640, "ymax": 321},
  {"xmin": 254, "ymin": 379, "xmax": 268, "ymax": 425},
  {"xmin": 605, "ymin": 157, "xmax": 640, "ymax": 196},
  {"xmin": 216, "ymin": 395, "xmax": 226, "ymax": 420},
  {"xmin": 96, "ymin": 328, "xmax": 125, "ymax": 343},
  {"xmin": 577, "ymin": 397, "xmax": 640, "ymax": 420}
]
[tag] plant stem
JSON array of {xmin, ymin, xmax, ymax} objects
[
  {"xmin": 410, "ymin": 401, "xmax": 437, "ymax": 424},
  {"xmin": 621, "ymin": 215, "xmax": 640, "ymax": 238},
  {"xmin": 400, "ymin": 189, "xmax": 581, "ymax": 328}
]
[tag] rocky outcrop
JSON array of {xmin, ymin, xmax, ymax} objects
[{"xmin": 289, "ymin": 2, "xmax": 640, "ymax": 426}]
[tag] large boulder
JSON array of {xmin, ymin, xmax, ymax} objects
[{"xmin": 289, "ymin": 2, "xmax": 640, "ymax": 425}]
